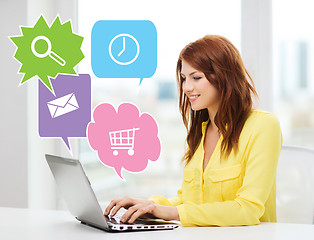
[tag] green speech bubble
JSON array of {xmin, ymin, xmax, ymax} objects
[{"xmin": 10, "ymin": 15, "xmax": 84, "ymax": 94}]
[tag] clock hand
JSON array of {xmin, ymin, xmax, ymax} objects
[{"xmin": 118, "ymin": 37, "xmax": 125, "ymax": 57}]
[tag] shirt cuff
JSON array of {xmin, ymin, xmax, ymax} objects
[
  {"xmin": 176, "ymin": 204, "xmax": 189, "ymax": 225},
  {"xmin": 148, "ymin": 195, "xmax": 172, "ymax": 206}
]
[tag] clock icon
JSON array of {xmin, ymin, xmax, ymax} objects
[{"xmin": 108, "ymin": 33, "xmax": 140, "ymax": 65}]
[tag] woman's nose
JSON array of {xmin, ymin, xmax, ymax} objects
[{"xmin": 183, "ymin": 79, "xmax": 193, "ymax": 93}]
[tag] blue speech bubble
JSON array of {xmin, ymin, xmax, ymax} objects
[{"xmin": 91, "ymin": 20, "xmax": 157, "ymax": 85}]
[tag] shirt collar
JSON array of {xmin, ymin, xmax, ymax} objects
[{"xmin": 202, "ymin": 119, "xmax": 210, "ymax": 135}]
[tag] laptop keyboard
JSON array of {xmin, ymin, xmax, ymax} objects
[{"xmin": 108, "ymin": 211, "xmax": 123, "ymax": 224}]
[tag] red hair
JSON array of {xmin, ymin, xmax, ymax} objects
[{"xmin": 177, "ymin": 35, "xmax": 258, "ymax": 163}]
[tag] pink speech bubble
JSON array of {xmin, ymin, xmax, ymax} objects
[{"xmin": 87, "ymin": 103, "xmax": 161, "ymax": 180}]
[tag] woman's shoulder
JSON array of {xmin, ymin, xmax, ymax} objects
[
  {"xmin": 245, "ymin": 108, "xmax": 281, "ymax": 131},
  {"xmin": 248, "ymin": 108, "xmax": 280, "ymax": 120}
]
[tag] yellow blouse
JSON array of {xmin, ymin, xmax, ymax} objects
[{"xmin": 149, "ymin": 109, "xmax": 283, "ymax": 226}]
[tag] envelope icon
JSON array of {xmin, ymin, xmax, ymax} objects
[{"xmin": 47, "ymin": 93, "xmax": 79, "ymax": 118}]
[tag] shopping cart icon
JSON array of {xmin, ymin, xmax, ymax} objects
[{"xmin": 109, "ymin": 128, "xmax": 140, "ymax": 156}]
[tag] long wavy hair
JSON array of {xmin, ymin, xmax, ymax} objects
[{"xmin": 177, "ymin": 35, "xmax": 258, "ymax": 164}]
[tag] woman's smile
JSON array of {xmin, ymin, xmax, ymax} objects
[{"xmin": 188, "ymin": 94, "xmax": 200, "ymax": 102}]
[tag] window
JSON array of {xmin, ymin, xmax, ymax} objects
[
  {"xmin": 273, "ymin": 0, "xmax": 314, "ymax": 148},
  {"xmin": 78, "ymin": 0, "xmax": 241, "ymax": 202}
]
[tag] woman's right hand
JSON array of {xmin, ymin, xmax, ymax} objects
[
  {"xmin": 104, "ymin": 196, "xmax": 157, "ymax": 223},
  {"xmin": 104, "ymin": 196, "xmax": 156, "ymax": 217}
]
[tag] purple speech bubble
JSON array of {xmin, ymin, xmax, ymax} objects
[
  {"xmin": 38, "ymin": 74, "xmax": 91, "ymax": 151},
  {"xmin": 87, "ymin": 103, "xmax": 161, "ymax": 180}
]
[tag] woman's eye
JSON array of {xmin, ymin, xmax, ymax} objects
[
  {"xmin": 194, "ymin": 77, "xmax": 201, "ymax": 80},
  {"xmin": 181, "ymin": 76, "xmax": 186, "ymax": 81}
]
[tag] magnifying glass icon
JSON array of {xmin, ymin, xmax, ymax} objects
[{"xmin": 31, "ymin": 36, "xmax": 66, "ymax": 66}]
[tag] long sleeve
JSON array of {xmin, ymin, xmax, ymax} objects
[
  {"xmin": 149, "ymin": 187, "xmax": 183, "ymax": 206},
  {"xmin": 176, "ymin": 114, "xmax": 283, "ymax": 226}
]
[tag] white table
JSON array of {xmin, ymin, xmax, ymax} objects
[{"xmin": 0, "ymin": 207, "xmax": 313, "ymax": 240}]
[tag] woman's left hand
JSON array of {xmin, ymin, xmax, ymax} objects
[{"xmin": 104, "ymin": 196, "xmax": 180, "ymax": 223}]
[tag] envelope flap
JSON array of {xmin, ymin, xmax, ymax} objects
[
  {"xmin": 68, "ymin": 94, "xmax": 79, "ymax": 108},
  {"xmin": 47, "ymin": 93, "xmax": 74, "ymax": 108}
]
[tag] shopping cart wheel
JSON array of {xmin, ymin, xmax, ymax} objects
[
  {"xmin": 113, "ymin": 150, "xmax": 118, "ymax": 156},
  {"xmin": 128, "ymin": 149, "xmax": 134, "ymax": 156}
]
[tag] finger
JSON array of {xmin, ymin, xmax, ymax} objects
[
  {"xmin": 120, "ymin": 206, "xmax": 138, "ymax": 223},
  {"xmin": 104, "ymin": 199, "xmax": 119, "ymax": 215},
  {"xmin": 110, "ymin": 197, "xmax": 134, "ymax": 217},
  {"xmin": 104, "ymin": 198, "xmax": 122, "ymax": 215},
  {"xmin": 128, "ymin": 208, "xmax": 149, "ymax": 224}
]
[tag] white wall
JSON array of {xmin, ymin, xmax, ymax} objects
[{"xmin": 0, "ymin": 0, "xmax": 28, "ymax": 208}]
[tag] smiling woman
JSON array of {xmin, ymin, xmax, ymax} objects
[
  {"xmin": 105, "ymin": 35, "xmax": 283, "ymax": 227},
  {"xmin": 177, "ymin": 35, "xmax": 258, "ymax": 163}
]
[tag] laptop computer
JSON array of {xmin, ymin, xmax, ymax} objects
[{"xmin": 45, "ymin": 154, "xmax": 179, "ymax": 232}]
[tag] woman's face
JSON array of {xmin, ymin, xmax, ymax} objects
[{"xmin": 181, "ymin": 59, "xmax": 220, "ymax": 112}]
